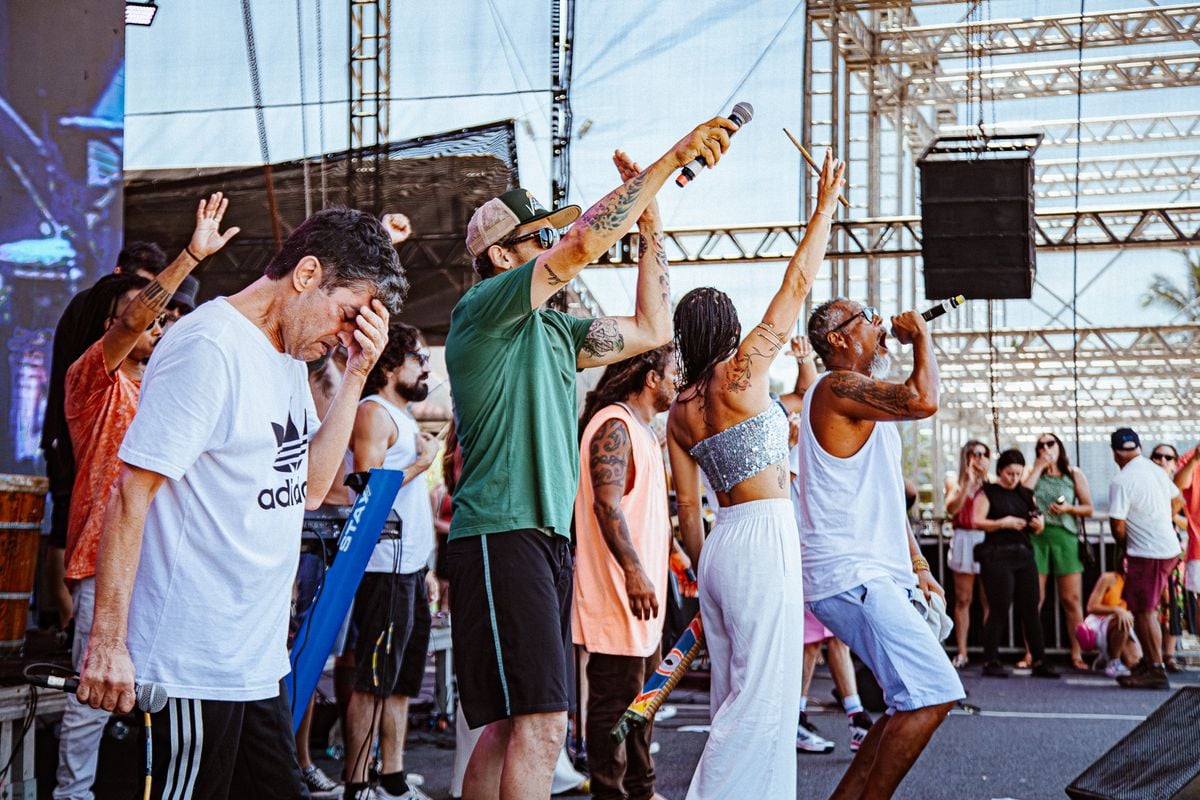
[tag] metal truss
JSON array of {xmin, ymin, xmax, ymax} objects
[
  {"xmin": 549, "ymin": 0, "xmax": 575, "ymax": 209},
  {"xmin": 593, "ymin": 204, "xmax": 1200, "ymax": 267},
  {"xmin": 931, "ymin": 325, "xmax": 1200, "ymax": 438},
  {"xmin": 891, "ymin": 51, "xmax": 1200, "ymax": 107},
  {"xmin": 347, "ymin": 0, "xmax": 391, "ymax": 207},
  {"xmin": 1036, "ymin": 152, "xmax": 1200, "ymax": 200},
  {"xmin": 939, "ymin": 112, "xmax": 1200, "ymax": 149},
  {"xmin": 877, "ymin": 4, "xmax": 1199, "ymax": 62}
]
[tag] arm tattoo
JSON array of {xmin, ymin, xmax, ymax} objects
[
  {"xmin": 577, "ymin": 173, "xmax": 648, "ymax": 233},
  {"xmin": 589, "ymin": 418, "xmax": 630, "ymax": 490},
  {"xmin": 723, "ymin": 339, "xmax": 780, "ymax": 393},
  {"xmin": 827, "ymin": 371, "xmax": 920, "ymax": 416},
  {"xmin": 582, "ymin": 317, "xmax": 625, "ymax": 359},
  {"xmin": 137, "ymin": 280, "xmax": 171, "ymax": 313},
  {"xmin": 645, "ymin": 230, "xmax": 670, "ymax": 308},
  {"xmin": 543, "ymin": 263, "xmax": 567, "ymax": 286}
]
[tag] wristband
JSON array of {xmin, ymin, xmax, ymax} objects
[
  {"xmin": 911, "ymin": 556, "xmax": 931, "ymax": 574},
  {"xmin": 814, "ymin": 211, "xmax": 833, "ymax": 221},
  {"xmin": 185, "ymin": 245, "xmax": 203, "ymax": 263}
]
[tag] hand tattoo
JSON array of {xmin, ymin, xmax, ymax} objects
[{"xmin": 582, "ymin": 317, "xmax": 625, "ymax": 359}]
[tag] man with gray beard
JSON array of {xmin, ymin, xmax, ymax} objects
[{"xmin": 793, "ymin": 299, "xmax": 963, "ymax": 799}]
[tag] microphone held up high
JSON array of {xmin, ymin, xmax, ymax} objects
[
  {"xmin": 891, "ymin": 294, "xmax": 965, "ymax": 338},
  {"xmin": 676, "ymin": 101, "xmax": 754, "ymax": 187}
]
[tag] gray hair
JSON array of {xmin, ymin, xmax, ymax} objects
[{"xmin": 807, "ymin": 297, "xmax": 851, "ymax": 366}]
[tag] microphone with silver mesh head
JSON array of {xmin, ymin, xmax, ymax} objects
[
  {"xmin": 676, "ymin": 101, "xmax": 754, "ymax": 187},
  {"xmin": 26, "ymin": 671, "xmax": 168, "ymax": 713}
]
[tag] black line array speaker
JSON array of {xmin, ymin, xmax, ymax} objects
[
  {"xmin": 1066, "ymin": 687, "xmax": 1200, "ymax": 800},
  {"xmin": 918, "ymin": 136, "xmax": 1039, "ymax": 301}
]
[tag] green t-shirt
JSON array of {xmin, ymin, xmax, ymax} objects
[{"xmin": 444, "ymin": 259, "xmax": 593, "ymax": 540}]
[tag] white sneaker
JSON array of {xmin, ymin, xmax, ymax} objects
[
  {"xmin": 301, "ymin": 765, "xmax": 342, "ymax": 799},
  {"xmin": 1104, "ymin": 661, "xmax": 1131, "ymax": 678},
  {"xmin": 796, "ymin": 713, "xmax": 835, "ymax": 754}
]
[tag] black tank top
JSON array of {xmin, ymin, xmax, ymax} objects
[{"xmin": 982, "ymin": 482, "xmax": 1036, "ymax": 549}]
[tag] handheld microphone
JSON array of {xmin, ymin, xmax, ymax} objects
[
  {"xmin": 676, "ymin": 101, "xmax": 754, "ymax": 187},
  {"xmin": 26, "ymin": 671, "xmax": 168, "ymax": 713},
  {"xmin": 891, "ymin": 294, "xmax": 965, "ymax": 337}
]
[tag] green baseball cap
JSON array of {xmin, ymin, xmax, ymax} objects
[{"xmin": 466, "ymin": 188, "xmax": 580, "ymax": 257}]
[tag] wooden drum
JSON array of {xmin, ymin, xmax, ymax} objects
[{"xmin": 0, "ymin": 474, "xmax": 49, "ymax": 656}]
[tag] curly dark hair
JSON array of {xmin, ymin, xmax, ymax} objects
[
  {"xmin": 264, "ymin": 207, "xmax": 409, "ymax": 314},
  {"xmin": 117, "ymin": 241, "xmax": 168, "ymax": 276},
  {"xmin": 578, "ymin": 343, "xmax": 675, "ymax": 438},
  {"xmin": 363, "ymin": 320, "xmax": 423, "ymax": 397},
  {"xmin": 473, "ymin": 249, "xmax": 498, "ymax": 280},
  {"xmin": 673, "ymin": 287, "xmax": 740, "ymax": 391}
]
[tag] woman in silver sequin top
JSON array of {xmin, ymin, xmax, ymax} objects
[{"xmin": 665, "ymin": 150, "xmax": 844, "ymax": 800}]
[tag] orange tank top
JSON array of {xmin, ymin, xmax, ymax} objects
[
  {"xmin": 572, "ymin": 403, "xmax": 671, "ymax": 658},
  {"xmin": 1102, "ymin": 574, "xmax": 1127, "ymax": 610}
]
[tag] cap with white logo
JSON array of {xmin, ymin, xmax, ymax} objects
[{"xmin": 465, "ymin": 188, "xmax": 581, "ymax": 257}]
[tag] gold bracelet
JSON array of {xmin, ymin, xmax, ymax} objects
[{"xmin": 911, "ymin": 556, "xmax": 931, "ymax": 573}]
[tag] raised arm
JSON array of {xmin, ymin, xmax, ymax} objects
[
  {"xmin": 531, "ymin": 117, "xmax": 738, "ymax": 309},
  {"xmin": 77, "ymin": 464, "xmax": 167, "ymax": 713},
  {"xmin": 821, "ymin": 311, "xmax": 938, "ymax": 422},
  {"xmin": 723, "ymin": 151, "xmax": 844, "ymax": 395},
  {"xmin": 102, "ymin": 193, "xmax": 239, "ymax": 373},
  {"xmin": 578, "ymin": 151, "xmax": 672, "ymax": 369},
  {"xmin": 1176, "ymin": 445, "xmax": 1199, "ymax": 491},
  {"xmin": 779, "ymin": 336, "xmax": 819, "ymax": 413},
  {"xmin": 588, "ymin": 417, "xmax": 658, "ymax": 620}
]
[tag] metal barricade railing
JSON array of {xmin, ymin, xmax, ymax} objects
[{"xmin": 916, "ymin": 516, "xmax": 1119, "ymax": 656}]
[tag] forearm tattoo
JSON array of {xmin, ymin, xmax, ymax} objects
[
  {"xmin": 577, "ymin": 173, "xmax": 648, "ymax": 233},
  {"xmin": 640, "ymin": 230, "xmax": 670, "ymax": 308},
  {"xmin": 543, "ymin": 263, "xmax": 567, "ymax": 286},
  {"xmin": 827, "ymin": 371, "xmax": 921, "ymax": 416},
  {"xmin": 582, "ymin": 317, "xmax": 625, "ymax": 359},
  {"xmin": 137, "ymin": 280, "xmax": 171, "ymax": 313}
]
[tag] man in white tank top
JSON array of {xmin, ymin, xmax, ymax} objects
[
  {"xmin": 796, "ymin": 299, "xmax": 964, "ymax": 798},
  {"xmin": 343, "ymin": 321, "xmax": 440, "ymax": 800}
]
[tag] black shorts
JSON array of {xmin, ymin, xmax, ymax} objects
[
  {"xmin": 351, "ymin": 570, "xmax": 431, "ymax": 697},
  {"xmin": 445, "ymin": 530, "xmax": 573, "ymax": 728},
  {"xmin": 150, "ymin": 680, "xmax": 305, "ymax": 800}
]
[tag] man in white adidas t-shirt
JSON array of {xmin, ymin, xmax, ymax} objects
[
  {"xmin": 343, "ymin": 321, "xmax": 439, "ymax": 800},
  {"xmin": 77, "ymin": 208, "xmax": 407, "ymax": 799}
]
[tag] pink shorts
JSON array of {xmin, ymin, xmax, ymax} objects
[{"xmin": 804, "ymin": 606, "xmax": 834, "ymax": 645}]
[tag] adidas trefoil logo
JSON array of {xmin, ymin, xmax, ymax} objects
[{"xmin": 259, "ymin": 412, "xmax": 309, "ymax": 510}]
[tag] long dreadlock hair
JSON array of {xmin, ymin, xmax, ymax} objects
[
  {"xmin": 673, "ymin": 287, "xmax": 740, "ymax": 394},
  {"xmin": 578, "ymin": 343, "xmax": 675, "ymax": 439}
]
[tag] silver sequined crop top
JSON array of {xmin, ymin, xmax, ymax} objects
[{"xmin": 689, "ymin": 403, "xmax": 790, "ymax": 493}]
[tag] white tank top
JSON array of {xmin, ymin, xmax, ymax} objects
[
  {"xmin": 355, "ymin": 396, "xmax": 436, "ymax": 575},
  {"xmin": 792, "ymin": 374, "xmax": 914, "ymax": 602}
]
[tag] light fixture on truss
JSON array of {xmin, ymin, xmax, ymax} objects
[{"xmin": 126, "ymin": 2, "xmax": 158, "ymax": 27}]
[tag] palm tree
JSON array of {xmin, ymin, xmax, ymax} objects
[{"xmin": 1141, "ymin": 249, "xmax": 1200, "ymax": 322}]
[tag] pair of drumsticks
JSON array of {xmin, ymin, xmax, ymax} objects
[{"xmin": 783, "ymin": 127, "xmax": 851, "ymax": 211}]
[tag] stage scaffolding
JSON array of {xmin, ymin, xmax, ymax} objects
[{"xmin": 592, "ymin": 1, "xmax": 1200, "ymax": 506}]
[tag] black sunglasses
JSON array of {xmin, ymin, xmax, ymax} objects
[
  {"xmin": 406, "ymin": 352, "xmax": 431, "ymax": 367},
  {"xmin": 503, "ymin": 226, "xmax": 560, "ymax": 250},
  {"xmin": 1035, "ymin": 440, "xmax": 1056, "ymax": 451},
  {"xmin": 1150, "ymin": 452, "xmax": 1177, "ymax": 462},
  {"xmin": 832, "ymin": 305, "xmax": 879, "ymax": 334},
  {"xmin": 969, "ymin": 449, "xmax": 989, "ymax": 458}
]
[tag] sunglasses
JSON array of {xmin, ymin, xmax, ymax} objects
[
  {"xmin": 969, "ymin": 449, "xmax": 989, "ymax": 458},
  {"xmin": 406, "ymin": 352, "xmax": 431, "ymax": 367},
  {"xmin": 146, "ymin": 312, "xmax": 168, "ymax": 331},
  {"xmin": 832, "ymin": 305, "xmax": 880, "ymax": 333},
  {"xmin": 1035, "ymin": 440, "xmax": 1056, "ymax": 451},
  {"xmin": 1150, "ymin": 452, "xmax": 1177, "ymax": 462},
  {"xmin": 503, "ymin": 226, "xmax": 560, "ymax": 250}
]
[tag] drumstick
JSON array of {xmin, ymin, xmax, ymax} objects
[
  {"xmin": 612, "ymin": 613, "xmax": 704, "ymax": 743},
  {"xmin": 782, "ymin": 128, "xmax": 851, "ymax": 210}
]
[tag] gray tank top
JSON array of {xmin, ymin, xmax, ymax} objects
[{"xmin": 689, "ymin": 403, "xmax": 789, "ymax": 493}]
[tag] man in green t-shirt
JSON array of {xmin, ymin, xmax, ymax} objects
[{"xmin": 445, "ymin": 118, "xmax": 738, "ymax": 799}]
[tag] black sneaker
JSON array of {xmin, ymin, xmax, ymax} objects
[
  {"xmin": 1031, "ymin": 661, "xmax": 1060, "ymax": 679},
  {"xmin": 982, "ymin": 660, "xmax": 1010, "ymax": 678},
  {"xmin": 848, "ymin": 712, "xmax": 873, "ymax": 752}
]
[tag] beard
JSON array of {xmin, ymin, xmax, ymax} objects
[
  {"xmin": 396, "ymin": 379, "xmax": 430, "ymax": 402},
  {"xmin": 869, "ymin": 352, "xmax": 893, "ymax": 380}
]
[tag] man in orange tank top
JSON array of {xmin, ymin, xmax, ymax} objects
[{"xmin": 573, "ymin": 343, "xmax": 678, "ymax": 800}]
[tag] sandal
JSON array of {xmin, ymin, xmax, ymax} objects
[
  {"xmin": 952, "ymin": 654, "xmax": 969, "ymax": 669},
  {"xmin": 1071, "ymin": 656, "xmax": 1089, "ymax": 671},
  {"xmin": 1014, "ymin": 656, "xmax": 1033, "ymax": 669}
]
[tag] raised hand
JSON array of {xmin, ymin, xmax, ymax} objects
[
  {"xmin": 614, "ymin": 150, "xmax": 658, "ymax": 227},
  {"xmin": 344, "ymin": 299, "xmax": 390, "ymax": 379},
  {"xmin": 670, "ymin": 117, "xmax": 739, "ymax": 172},
  {"xmin": 815, "ymin": 149, "xmax": 847, "ymax": 217},
  {"xmin": 189, "ymin": 192, "xmax": 240, "ymax": 260},
  {"xmin": 889, "ymin": 310, "xmax": 928, "ymax": 346},
  {"xmin": 381, "ymin": 212, "xmax": 413, "ymax": 244},
  {"xmin": 789, "ymin": 335, "xmax": 814, "ymax": 361}
]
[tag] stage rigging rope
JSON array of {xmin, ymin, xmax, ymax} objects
[
  {"xmin": 296, "ymin": 0, "xmax": 312, "ymax": 217},
  {"xmin": 1071, "ymin": 0, "xmax": 1086, "ymax": 464}
]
